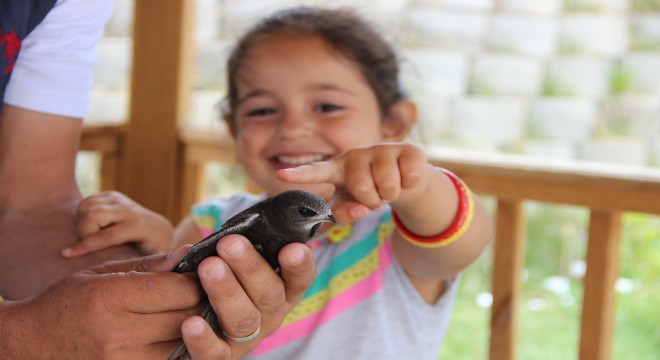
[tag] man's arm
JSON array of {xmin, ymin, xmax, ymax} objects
[{"xmin": 0, "ymin": 104, "xmax": 139, "ymax": 299}]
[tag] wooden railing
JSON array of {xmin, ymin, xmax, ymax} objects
[{"xmin": 80, "ymin": 122, "xmax": 660, "ymax": 360}]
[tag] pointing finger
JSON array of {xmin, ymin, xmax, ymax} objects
[{"xmin": 276, "ymin": 161, "xmax": 342, "ymax": 185}]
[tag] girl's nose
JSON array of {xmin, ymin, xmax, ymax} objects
[{"xmin": 277, "ymin": 110, "xmax": 313, "ymax": 138}]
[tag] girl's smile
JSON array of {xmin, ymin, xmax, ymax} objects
[
  {"xmin": 270, "ymin": 153, "xmax": 333, "ymax": 170},
  {"xmin": 231, "ymin": 33, "xmax": 386, "ymax": 196}
]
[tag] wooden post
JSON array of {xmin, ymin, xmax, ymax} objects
[
  {"xmin": 490, "ymin": 199, "xmax": 526, "ymax": 360},
  {"xmin": 579, "ymin": 210, "xmax": 621, "ymax": 360},
  {"xmin": 123, "ymin": 0, "xmax": 194, "ymax": 222}
]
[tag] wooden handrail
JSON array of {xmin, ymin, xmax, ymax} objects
[
  {"xmin": 80, "ymin": 122, "xmax": 660, "ymax": 360},
  {"xmin": 80, "ymin": 123, "xmax": 125, "ymax": 191}
]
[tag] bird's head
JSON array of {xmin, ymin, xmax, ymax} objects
[{"xmin": 268, "ymin": 190, "xmax": 335, "ymax": 240}]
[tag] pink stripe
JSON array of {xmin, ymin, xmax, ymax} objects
[
  {"xmin": 198, "ymin": 227, "xmax": 213, "ymax": 237},
  {"xmin": 252, "ymin": 239, "xmax": 393, "ymax": 355}
]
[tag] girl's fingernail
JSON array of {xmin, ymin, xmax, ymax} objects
[
  {"xmin": 349, "ymin": 206, "xmax": 368, "ymax": 219},
  {"xmin": 61, "ymin": 248, "xmax": 73, "ymax": 257}
]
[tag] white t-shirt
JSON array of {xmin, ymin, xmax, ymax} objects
[{"xmin": 4, "ymin": 0, "xmax": 113, "ymax": 118}]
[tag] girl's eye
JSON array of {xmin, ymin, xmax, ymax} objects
[
  {"xmin": 247, "ymin": 108, "xmax": 277, "ymax": 117},
  {"xmin": 315, "ymin": 103, "xmax": 342, "ymax": 113}
]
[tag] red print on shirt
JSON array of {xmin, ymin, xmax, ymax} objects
[{"xmin": 1, "ymin": 28, "xmax": 22, "ymax": 75}]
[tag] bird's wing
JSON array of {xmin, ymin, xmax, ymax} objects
[
  {"xmin": 219, "ymin": 210, "xmax": 261, "ymax": 236},
  {"xmin": 173, "ymin": 212, "xmax": 260, "ymax": 272}
]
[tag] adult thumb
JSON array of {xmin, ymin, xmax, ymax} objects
[{"xmin": 88, "ymin": 245, "xmax": 192, "ymax": 275}]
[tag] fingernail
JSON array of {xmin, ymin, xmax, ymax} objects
[
  {"xmin": 207, "ymin": 261, "xmax": 226, "ymax": 280},
  {"xmin": 288, "ymin": 247, "xmax": 305, "ymax": 265},
  {"xmin": 225, "ymin": 238, "xmax": 246, "ymax": 257},
  {"xmin": 184, "ymin": 319, "xmax": 205, "ymax": 336},
  {"xmin": 349, "ymin": 206, "xmax": 368, "ymax": 219},
  {"xmin": 61, "ymin": 248, "xmax": 74, "ymax": 257}
]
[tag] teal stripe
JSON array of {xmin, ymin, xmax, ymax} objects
[
  {"xmin": 193, "ymin": 203, "xmax": 225, "ymax": 231},
  {"xmin": 303, "ymin": 212, "xmax": 393, "ymax": 299}
]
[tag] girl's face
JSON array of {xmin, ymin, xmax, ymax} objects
[{"xmin": 230, "ymin": 34, "xmax": 405, "ymax": 198}]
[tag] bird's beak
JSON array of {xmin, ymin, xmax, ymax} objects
[{"xmin": 326, "ymin": 214, "xmax": 336, "ymax": 223}]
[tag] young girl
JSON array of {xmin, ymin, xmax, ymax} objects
[{"xmin": 65, "ymin": 6, "xmax": 492, "ymax": 359}]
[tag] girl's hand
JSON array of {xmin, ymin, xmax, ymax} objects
[
  {"xmin": 276, "ymin": 142, "xmax": 431, "ymax": 223},
  {"xmin": 62, "ymin": 191, "xmax": 173, "ymax": 257}
]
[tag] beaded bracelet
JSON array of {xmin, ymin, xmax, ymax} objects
[{"xmin": 392, "ymin": 168, "xmax": 474, "ymax": 248}]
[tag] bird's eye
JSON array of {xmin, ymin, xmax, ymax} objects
[{"xmin": 298, "ymin": 207, "xmax": 317, "ymax": 217}]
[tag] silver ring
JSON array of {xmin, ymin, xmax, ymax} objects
[{"xmin": 222, "ymin": 326, "xmax": 261, "ymax": 343}]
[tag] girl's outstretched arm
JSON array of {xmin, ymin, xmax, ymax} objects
[{"xmin": 278, "ymin": 142, "xmax": 493, "ymax": 303}]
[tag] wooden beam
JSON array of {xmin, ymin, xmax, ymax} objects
[
  {"xmin": 124, "ymin": 0, "xmax": 194, "ymax": 222},
  {"xmin": 427, "ymin": 151, "xmax": 660, "ymax": 215},
  {"xmin": 579, "ymin": 210, "xmax": 622, "ymax": 360},
  {"xmin": 175, "ymin": 131, "xmax": 660, "ymax": 215},
  {"xmin": 489, "ymin": 200, "xmax": 526, "ymax": 360}
]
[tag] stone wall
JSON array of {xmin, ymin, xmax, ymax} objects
[{"xmin": 91, "ymin": 0, "xmax": 660, "ymax": 167}]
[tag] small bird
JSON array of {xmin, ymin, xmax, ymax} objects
[{"xmin": 167, "ymin": 189, "xmax": 334, "ymax": 360}]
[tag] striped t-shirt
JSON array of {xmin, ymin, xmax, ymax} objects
[{"xmin": 192, "ymin": 193, "xmax": 459, "ymax": 360}]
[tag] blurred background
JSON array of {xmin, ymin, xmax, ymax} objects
[{"xmin": 79, "ymin": 0, "xmax": 660, "ymax": 358}]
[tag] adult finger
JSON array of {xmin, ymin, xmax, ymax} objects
[
  {"xmin": 181, "ymin": 316, "xmax": 232, "ymax": 360},
  {"xmin": 197, "ymin": 246, "xmax": 263, "ymax": 339},
  {"xmin": 88, "ymin": 245, "xmax": 191, "ymax": 274},
  {"xmin": 278, "ymin": 242, "xmax": 316, "ymax": 304},
  {"xmin": 98, "ymin": 270, "xmax": 203, "ymax": 314}
]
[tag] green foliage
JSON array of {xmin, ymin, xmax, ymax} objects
[
  {"xmin": 471, "ymin": 78, "xmax": 495, "ymax": 96},
  {"xmin": 619, "ymin": 213, "xmax": 660, "ymax": 279},
  {"xmin": 631, "ymin": 0, "xmax": 660, "ymax": 12},
  {"xmin": 205, "ymin": 162, "xmax": 247, "ymax": 196},
  {"xmin": 558, "ymin": 41, "xmax": 583, "ymax": 56},
  {"xmin": 440, "ymin": 205, "xmax": 660, "ymax": 359},
  {"xmin": 630, "ymin": 37, "xmax": 660, "ymax": 52},
  {"xmin": 565, "ymin": 0, "xmax": 604, "ymax": 13},
  {"xmin": 609, "ymin": 66, "xmax": 634, "ymax": 96},
  {"xmin": 76, "ymin": 151, "xmax": 101, "ymax": 196},
  {"xmin": 541, "ymin": 77, "xmax": 573, "ymax": 97},
  {"xmin": 594, "ymin": 115, "xmax": 633, "ymax": 138}
]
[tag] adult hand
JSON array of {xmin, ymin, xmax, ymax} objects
[
  {"xmin": 0, "ymin": 237, "xmax": 316, "ymax": 360},
  {"xmin": 179, "ymin": 234, "xmax": 317, "ymax": 359},
  {"xmin": 1, "ymin": 247, "xmax": 204, "ymax": 359}
]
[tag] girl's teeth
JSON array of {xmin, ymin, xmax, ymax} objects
[{"xmin": 278, "ymin": 154, "xmax": 324, "ymax": 165}]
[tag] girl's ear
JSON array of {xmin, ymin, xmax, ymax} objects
[
  {"xmin": 224, "ymin": 116, "xmax": 237, "ymax": 139},
  {"xmin": 381, "ymin": 99, "xmax": 418, "ymax": 141}
]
